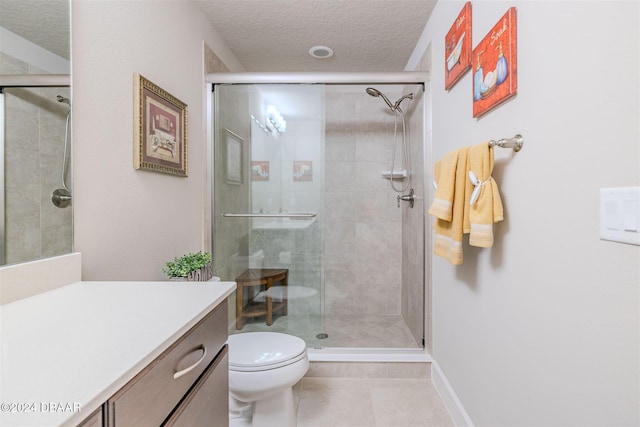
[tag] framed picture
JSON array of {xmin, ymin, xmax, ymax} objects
[
  {"xmin": 251, "ymin": 161, "xmax": 270, "ymax": 181},
  {"xmin": 472, "ymin": 7, "xmax": 518, "ymax": 118},
  {"xmin": 445, "ymin": 2, "xmax": 472, "ymax": 91},
  {"xmin": 225, "ymin": 129, "xmax": 243, "ymax": 184},
  {"xmin": 293, "ymin": 161, "xmax": 312, "ymax": 182},
  {"xmin": 134, "ymin": 74, "xmax": 188, "ymax": 176}
]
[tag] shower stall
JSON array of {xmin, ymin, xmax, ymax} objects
[
  {"xmin": 0, "ymin": 75, "xmax": 72, "ymax": 266},
  {"xmin": 209, "ymin": 73, "xmax": 429, "ymax": 355}
]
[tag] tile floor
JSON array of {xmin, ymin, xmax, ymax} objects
[
  {"xmin": 291, "ymin": 362, "xmax": 454, "ymax": 427},
  {"xmin": 235, "ymin": 312, "xmax": 450, "ymax": 426},
  {"xmin": 234, "ymin": 314, "xmax": 421, "ymax": 349}
]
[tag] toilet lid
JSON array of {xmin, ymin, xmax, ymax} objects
[{"xmin": 228, "ymin": 332, "xmax": 306, "ymax": 371}]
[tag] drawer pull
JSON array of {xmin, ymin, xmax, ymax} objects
[{"xmin": 173, "ymin": 345, "xmax": 207, "ymax": 380}]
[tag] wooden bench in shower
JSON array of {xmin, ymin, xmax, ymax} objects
[{"xmin": 235, "ymin": 268, "xmax": 288, "ymax": 329}]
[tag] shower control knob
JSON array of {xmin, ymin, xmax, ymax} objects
[
  {"xmin": 397, "ymin": 189, "xmax": 415, "ymax": 208},
  {"xmin": 52, "ymin": 188, "xmax": 72, "ymax": 208}
]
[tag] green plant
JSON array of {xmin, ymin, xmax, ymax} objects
[{"xmin": 163, "ymin": 251, "xmax": 212, "ymax": 278}]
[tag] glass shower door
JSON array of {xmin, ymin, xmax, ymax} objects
[
  {"xmin": 213, "ymin": 84, "xmax": 326, "ymax": 345},
  {"xmin": 212, "ymin": 79, "xmax": 425, "ymax": 351}
]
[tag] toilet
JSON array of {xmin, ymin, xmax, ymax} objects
[{"xmin": 227, "ymin": 332, "xmax": 309, "ymax": 427}]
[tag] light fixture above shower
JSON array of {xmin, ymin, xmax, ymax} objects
[
  {"xmin": 266, "ymin": 105, "xmax": 286, "ymax": 133},
  {"xmin": 251, "ymin": 115, "xmax": 271, "ymax": 135}
]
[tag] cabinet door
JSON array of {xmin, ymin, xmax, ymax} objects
[
  {"xmin": 78, "ymin": 405, "xmax": 103, "ymax": 427},
  {"xmin": 108, "ymin": 302, "xmax": 227, "ymax": 426},
  {"xmin": 162, "ymin": 346, "xmax": 229, "ymax": 427}
]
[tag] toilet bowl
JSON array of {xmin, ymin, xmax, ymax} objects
[{"xmin": 228, "ymin": 332, "xmax": 309, "ymax": 427}]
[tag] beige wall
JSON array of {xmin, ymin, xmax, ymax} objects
[
  {"xmin": 411, "ymin": 1, "xmax": 639, "ymax": 425},
  {"xmin": 71, "ymin": 0, "xmax": 242, "ymax": 280}
]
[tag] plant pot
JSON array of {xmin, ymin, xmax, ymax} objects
[
  {"xmin": 186, "ymin": 263, "xmax": 214, "ymax": 282},
  {"xmin": 168, "ymin": 263, "xmax": 214, "ymax": 282}
]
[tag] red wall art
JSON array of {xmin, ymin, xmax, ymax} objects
[
  {"xmin": 293, "ymin": 161, "xmax": 312, "ymax": 182},
  {"xmin": 445, "ymin": 2, "xmax": 472, "ymax": 91},
  {"xmin": 251, "ymin": 161, "xmax": 270, "ymax": 181},
  {"xmin": 472, "ymin": 7, "xmax": 517, "ymax": 118}
]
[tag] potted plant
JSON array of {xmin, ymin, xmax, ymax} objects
[{"xmin": 163, "ymin": 251, "xmax": 213, "ymax": 281}]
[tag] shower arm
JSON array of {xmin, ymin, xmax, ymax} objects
[{"xmin": 393, "ymin": 94, "xmax": 414, "ymax": 111}]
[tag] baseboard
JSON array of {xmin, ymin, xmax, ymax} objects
[
  {"xmin": 431, "ymin": 361, "xmax": 475, "ymax": 427},
  {"xmin": 307, "ymin": 347, "xmax": 432, "ymax": 363}
]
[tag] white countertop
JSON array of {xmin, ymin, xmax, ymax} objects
[{"xmin": 0, "ymin": 280, "xmax": 236, "ymax": 426}]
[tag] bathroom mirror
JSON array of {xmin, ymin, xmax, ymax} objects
[{"xmin": 0, "ymin": 0, "xmax": 72, "ymax": 266}]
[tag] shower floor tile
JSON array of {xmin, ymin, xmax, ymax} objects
[{"xmin": 232, "ymin": 314, "xmax": 421, "ymax": 349}]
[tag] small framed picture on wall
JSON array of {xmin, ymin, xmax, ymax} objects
[
  {"xmin": 251, "ymin": 161, "xmax": 270, "ymax": 181},
  {"xmin": 134, "ymin": 74, "xmax": 188, "ymax": 176},
  {"xmin": 225, "ymin": 129, "xmax": 244, "ymax": 185},
  {"xmin": 293, "ymin": 161, "xmax": 312, "ymax": 182}
]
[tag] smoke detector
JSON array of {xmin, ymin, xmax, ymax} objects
[{"xmin": 309, "ymin": 46, "xmax": 334, "ymax": 59}]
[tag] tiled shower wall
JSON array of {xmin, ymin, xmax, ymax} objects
[
  {"xmin": 323, "ymin": 89, "xmax": 405, "ymax": 317},
  {"xmin": 323, "ymin": 86, "xmax": 425, "ymax": 345},
  {"xmin": 1, "ymin": 52, "xmax": 72, "ymax": 265}
]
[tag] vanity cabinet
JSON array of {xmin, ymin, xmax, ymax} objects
[
  {"xmin": 106, "ymin": 301, "xmax": 229, "ymax": 427},
  {"xmin": 0, "ymin": 280, "xmax": 236, "ymax": 427},
  {"xmin": 77, "ymin": 406, "xmax": 103, "ymax": 427},
  {"xmin": 163, "ymin": 349, "xmax": 228, "ymax": 426}
]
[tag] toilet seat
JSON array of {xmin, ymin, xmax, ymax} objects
[{"xmin": 228, "ymin": 332, "xmax": 307, "ymax": 372}]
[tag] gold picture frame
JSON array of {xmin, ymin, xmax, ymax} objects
[{"xmin": 134, "ymin": 73, "xmax": 188, "ymax": 176}]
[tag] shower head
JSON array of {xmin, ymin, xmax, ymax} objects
[
  {"xmin": 366, "ymin": 87, "xmax": 395, "ymax": 111},
  {"xmin": 57, "ymin": 95, "xmax": 70, "ymax": 105},
  {"xmin": 366, "ymin": 87, "xmax": 413, "ymax": 113},
  {"xmin": 365, "ymin": 87, "xmax": 382, "ymax": 97}
]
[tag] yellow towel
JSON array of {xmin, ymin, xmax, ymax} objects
[
  {"xmin": 428, "ymin": 148, "xmax": 460, "ymax": 221},
  {"xmin": 467, "ymin": 142, "xmax": 504, "ymax": 247},
  {"xmin": 432, "ymin": 147, "xmax": 471, "ymax": 265}
]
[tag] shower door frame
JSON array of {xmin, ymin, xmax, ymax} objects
[
  {"xmin": 207, "ymin": 72, "xmax": 428, "ymax": 85},
  {"xmin": 206, "ymin": 72, "xmax": 431, "ymax": 359}
]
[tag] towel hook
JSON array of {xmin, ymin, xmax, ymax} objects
[{"xmin": 489, "ymin": 134, "xmax": 523, "ymax": 152}]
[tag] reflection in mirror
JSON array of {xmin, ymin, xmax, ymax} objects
[{"xmin": 0, "ymin": 0, "xmax": 71, "ymax": 266}]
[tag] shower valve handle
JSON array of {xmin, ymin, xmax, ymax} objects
[
  {"xmin": 51, "ymin": 188, "xmax": 72, "ymax": 208},
  {"xmin": 397, "ymin": 189, "xmax": 415, "ymax": 208}
]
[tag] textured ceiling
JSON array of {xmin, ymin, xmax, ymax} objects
[
  {"xmin": 0, "ymin": 1, "xmax": 436, "ymax": 72},
  {"xmin": 194, "ymin": 0, "xmax": 437, "ymax": 72},
  {"xmin": 0, "ymin": 0, "xmax": 70, "ymax": 60}
]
